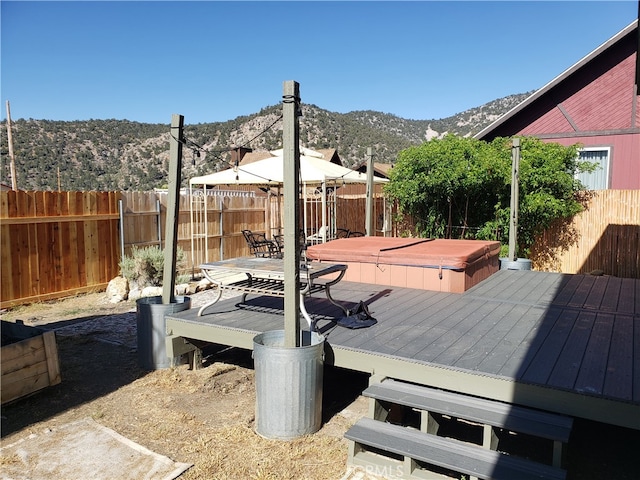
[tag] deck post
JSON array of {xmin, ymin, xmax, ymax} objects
[
  {"xmin": 162, "ymin": 113, "xmax": 184, "ymax": 304},
  {"xmin": 508, "ymin": 137, "xmax": 520, "ymax": 261},
  {"xmin": 282, "ymin": 81, "xmax": 301, "ymax": 347},
  {"xmin": 365, "ymin": 147, "xmax": 374, "ymax": 236}
]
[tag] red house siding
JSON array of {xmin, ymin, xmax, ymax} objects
[
  {"xmin": 521, "ymin": 45, "xmax": 636, "ymax": 136},
  {"xmin": 549, "ymin": 134, "xmax": 639, "ymax": 189},
  {"xmin": 567, "ymin": 57, "xmax": 634, "ymax": 130},
  {"xmin": 520, "ymin": 106, "xmax": 575, "ymax": 134},
  {"xmin": 477, "ymin": 22, "xmax": 639, "ymax": 190}
]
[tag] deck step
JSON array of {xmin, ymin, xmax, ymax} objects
[
  {"xmin": 346, "ymin": 417, "xmax": 567, "ymax": 480},
  {"xmin": 364, "ymin": 379, "xmax": 573, "ymax": 442}
]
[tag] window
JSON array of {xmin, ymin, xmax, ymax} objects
[{"xmin": 576, "ymin": 147, "xmax": 610, "ymax": 190}]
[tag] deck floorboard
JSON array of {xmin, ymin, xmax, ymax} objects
[{"xmin": 166, "ymin": 268, "xmax": 640, "ymax": 429}]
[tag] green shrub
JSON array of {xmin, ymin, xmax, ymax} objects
[{"xmin": 119, "ymin": 246, "xmax": 185, "ymax": 288}]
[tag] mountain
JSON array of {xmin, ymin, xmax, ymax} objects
[{"xmin": 0, "ymin": 92, "xmax": 531, "ymax": 191}]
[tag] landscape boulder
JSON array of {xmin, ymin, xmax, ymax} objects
[{"xmin": 106, "ymin": 276, "xmax": 129, "ymax": 303}]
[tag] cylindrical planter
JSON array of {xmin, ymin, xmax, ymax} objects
[
  {"xmin": 136, "ymin": 295, "xmax": 191, "ymax": 370},
  {"xmin": 500, "ymin": 258, "xmax": 532, "ymax": 271},
  {"xmin": 253, "ymin": 330, "xmax": 325, "ymax": 440}
]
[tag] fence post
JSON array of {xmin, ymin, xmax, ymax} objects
[
  {"xmin": 119, "ymin": 199, "xmax": 125, "ymax": 263},
  {"xmin": 156, "ymin": 198, "xmax": 162, "ymax": 249}
]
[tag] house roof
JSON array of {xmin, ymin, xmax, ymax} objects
[
  {"xmin": 238, "ymin": 150, "xmax": 273, "ymax": 165},
  {"xmin": 239, "ymin": 147, "xmax": 344, "ymax": 166},
  {"xmin": 475, "ymin": 20, "xmax": 639, "ymax": 140},
  {"xmin": 353, "ymin": 161, "xmax": 394, "ymax": 179}
]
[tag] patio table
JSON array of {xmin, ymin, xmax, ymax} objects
[{"xmin": 197, "ymin": 257, "xmax": 349, "ymax": 330}]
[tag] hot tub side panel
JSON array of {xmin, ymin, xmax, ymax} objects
[{"xmin": 307, "ymin": 239, "xmax": 500, "ymax": 293}]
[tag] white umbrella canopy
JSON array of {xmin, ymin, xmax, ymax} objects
[
  {"xmin": 188, "ymin": 148, "xmax": 388, "ymax": 260},
  {"xmin": 189, "ymin": 149, "xmax": 387, "ymax": 187}
]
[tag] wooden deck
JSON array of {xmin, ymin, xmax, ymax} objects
[{"xmin": 165, "ymin": 269, "xmax": 640, "ymax": 430}]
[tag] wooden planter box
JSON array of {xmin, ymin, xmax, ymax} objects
[{"xmin": 1, "ymin": 321, "xmax": 61, "ymax": 405}]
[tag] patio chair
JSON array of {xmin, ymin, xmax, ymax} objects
[
  {"xmin": 306, "ymin": 225, "xmax": 330, "ymax": 244},
  {"xmin": 242, "ymin": 230, "xmax": 282, "ymax": 258},
  {"xmin": 273, "ymin": 234, "xmax": 284, "ymax": 250},
  {"xmin": 269, "ymin": 231, "xmax": 309, "ymax": 257},
  {"xmin": 336, "ymin": 228, "xmax": 351, "ymax": 238},
  {"xmin": 272, "ymin": 231, "xmax": 311, "ymax": 261}
]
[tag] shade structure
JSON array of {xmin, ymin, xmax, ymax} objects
[
  {"xmin": 189, "ymin": 148, "xmax": 388, "ymax": 264},
  {"xmin": 189, "ymin": 150, "xmax": 387, "ymax": 187}
]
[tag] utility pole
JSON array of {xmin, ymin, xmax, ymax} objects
[
  {"xmin": 365, "ymin": 147, "xmax": 374, "ymax": 236},
  {"xmin": 282, "ymin": 80, "xmax": 301, "ymax": 347},
  {"xmin": 5, "ymin": 101, "xmax": 18, "ymax": 190}
]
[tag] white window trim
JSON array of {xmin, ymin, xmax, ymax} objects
[{"xmin": 577, "ymin": 146, "xmax": 611, "ymax": 190}]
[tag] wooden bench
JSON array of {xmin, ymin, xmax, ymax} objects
[{"xmin": 345, "ymin": 378, "xmax": 572, "ymax": 480}]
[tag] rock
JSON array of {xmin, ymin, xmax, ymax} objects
[
  {"xmin": 106, "ymin": 276, "xmax": 129, "ymax": 303},
  {"xmin": 197, "ymin": 278, "xmax": 212, "ymax": 291},
  {"xmin": 128, "ymin": 288, "xmax": 142, "ymax": 301},
  {"xmin": 141, "ymin": 286, "xmax": 163, "ymax": 298},
  {"xmin": 175, "ymin": 283, "xmax": 189, "ymax": 296}
]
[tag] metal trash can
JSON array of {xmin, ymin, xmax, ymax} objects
[
  {"xmin": 136, "ymin": 295, "xmax": 191, "ymax": 370},
  {"xmin": 500, "ymin": 258, "xmax": 532, "ymax": 271},
  {"xmin": 253, "ymin": 330, "xmax": 325, "ymax": 440}
]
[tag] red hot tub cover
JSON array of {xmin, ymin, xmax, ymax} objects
[{"xmin": 306, "ymin": 237, "xmax": 500, "ymax": 271}]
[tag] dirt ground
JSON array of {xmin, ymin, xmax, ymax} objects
[
  {"xmin": 1, "ymin": 290, "xmax": 639, "ymax": 479},
  {"xmin": 0, "ymin": 290, "xmax": 375, "ymax": 480}
]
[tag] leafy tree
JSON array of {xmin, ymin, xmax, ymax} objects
[{"xmin": 385, "ymin": 135, "xmax": 593, "ymax": 258}]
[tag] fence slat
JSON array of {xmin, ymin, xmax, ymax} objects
[
  {"xmin": 531, "ymin": 190, "xmax": 639, "ymax": 277},
  {"xmin": 0, "ymin": 191, "xmax": 120, "ymax": 307},
  {"xmin": 2, "ymin": 189, "xmax": 637, "ymax": 307}
]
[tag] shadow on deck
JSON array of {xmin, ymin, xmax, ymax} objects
[{"xmin": 166, "ymin": 269, "xmax": 639, "ymax": 430}]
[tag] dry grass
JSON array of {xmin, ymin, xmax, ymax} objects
[
  {"xmin": 1, "ymin": 290, "xmax": 369, "ymax": 480},
  {"xmin": 3, "ymin": 291, "xmax": 638, "ymax": 480}
]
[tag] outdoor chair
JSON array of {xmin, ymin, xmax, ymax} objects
[
  {"xmin": 306, "ymin": 225, "xmax": 330, "ymax": 244},
  {"xmin": 336, "ymin": 228, "xmax": 365, "ymax": 238},
  {"xmin": 273, "ymin": 234, "xmax": 284, "ymax": 250},
  {"xmin": 242, "ymin": 230, "xmax": 282, "ymax": 258},
  {"xmin": 272, "ymin": 231, "xmax": 310, "ymax": 261}
]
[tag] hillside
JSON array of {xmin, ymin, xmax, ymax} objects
[{"xmin": 0, "ymin": 92, "xmax": 531, "ymax": 191}]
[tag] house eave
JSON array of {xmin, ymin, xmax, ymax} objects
[{"xmin": 474, "ymin": 20, "xmax": 639, "ymax": 140}]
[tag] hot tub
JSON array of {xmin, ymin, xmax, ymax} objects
[{"xmin": 305, "ymin": 237, "xmax": 501, "ymax": 293}]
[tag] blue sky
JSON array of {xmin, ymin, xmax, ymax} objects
[{"xmin": 1, "ymin": 1, "xmax": 637, "ymax": 124}]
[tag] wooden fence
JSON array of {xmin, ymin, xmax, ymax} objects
[
  {"xmin": 1, "ymin": 191, "xmax": 120, "ymax": 307},
  {"xmin": 2, "ymin": 189, "xmax": 637, "ymax": 307},
  {"xmin": 531, "ymin": 190, "xmax": 639, "ymax": 277}
]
